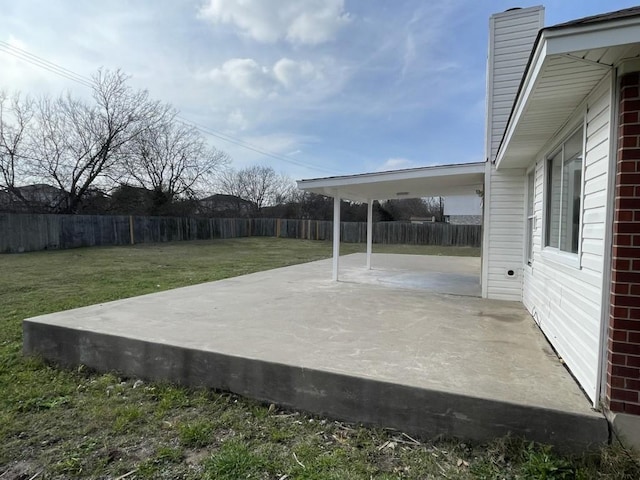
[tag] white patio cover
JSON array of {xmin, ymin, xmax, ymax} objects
[{"xmin": 296, "ymin": 162, "xmax": 485, "ymax": 280}]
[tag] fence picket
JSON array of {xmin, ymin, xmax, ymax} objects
[{"xmin": 0, "ymin": 213, "xmax": 481, "ymax": 253}]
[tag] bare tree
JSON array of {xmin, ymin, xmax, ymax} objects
[
  {"xmin": 0, "ymin": 92, "xmax": 34, "ymax": 209},
  {"xmin": 217, "ymin": 165, "xmax": 295, "ymax": 212},
  {"xmin": 28, "ymin": 69, "xmax": 164, "ymax": 213},
  {"xmin": 2, "ymin": 70, "xmax": 231, "ymax": 215},
  {"xmin": 122, "ymin": 110, "xmax": 229, "ymax": 212},
  {"xmin": 427, "ymin": 196, "xmax": 445, "ymax": 221}
]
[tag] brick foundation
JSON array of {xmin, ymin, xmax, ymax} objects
[{"xmin": 607, "ymin": 71, "xmax": 640, "ymax": 416}]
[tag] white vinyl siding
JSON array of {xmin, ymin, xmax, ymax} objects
[
  {"xmin": 523, "ymin": 77, "xmax": 612, "ymax": 403},
  {"xmin": 487, "ymin": 7, "xmax": 544, "ymax": 162},
  {"xmin": 485, "ymin": 164, "xmax": 526, "ymax": 300},
  {"xmin": 482, "ymin": 6, "xmax": 543, "ymax": 300}
]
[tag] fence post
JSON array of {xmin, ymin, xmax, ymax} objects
[
  {"xmin": 1, "ymin": 213, "xmax": 482, "ymax": 253},
  {"xmin": 129, "ymin": 215, "xmax": 135, "ymax": 245}
]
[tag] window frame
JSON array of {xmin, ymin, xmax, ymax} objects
[
  {"xmin": 525, "ymin": 166, "xmax": 536, "ymax": 267},
  {"xmin": 541, "ymin": 123, "xmax": 585, "ymax": 268}
]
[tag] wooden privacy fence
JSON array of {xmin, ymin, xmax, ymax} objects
[{"xmin": 0, "ymin": 213, "xmax": 481, "ymax": 253}]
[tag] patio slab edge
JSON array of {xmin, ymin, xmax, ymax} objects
[{"xmin": 23, "ymin": 320, "xmax": 608, "ymax": 452}]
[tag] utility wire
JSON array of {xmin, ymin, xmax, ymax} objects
[
  {"xmin": 0, "ymin": 40, "xmax": 339, "ymax": 174},
  {"xmin": 0, "ymin": 40, "xmax": 93, "ymax": 88},
  {"xmin": 175, "ymin": 115, "xmax": 336, "ymax": 173}
]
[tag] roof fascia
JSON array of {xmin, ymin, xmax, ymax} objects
[
  {"xmin": 495, "ymin": 37, "xmax": 547, "ymax": 168},
  {"xmin": 545, "ymin": 17, "xmax": 640, "ymax": 55},
  {"xmin": 495, "ymin": 17, "xmax": 640, "ymax": 169},
  {"xmin": 297, "ymin": 163, "xmax": 485, "ymax": 190}
]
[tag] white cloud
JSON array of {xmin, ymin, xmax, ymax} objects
[
  {"xmin": 227, "ymin": 108, "xmax": 248, "ymax": 131},
  {"xmin": 6, "ymin": 34, "xmax": 27, "ymax": 52},
  {"xmin": 377, "ymin": 158, "xmax": 415, "ymax": 171},
  {"xmin": 207, "ymin": 56, "xmax": 335, "ymax": 100},
  {"xmin": 273, "ymin": 58, "xmax": 319, "ymax": 89},
  {"xmin": 199, "ymin": 0, "xmax": 350, "ymax": 45},
  {"xmin": 1, "ymin": 35, "xmax": 31, "ymax": 76},
  {"xmin": 208, "ymin": 58, "xmax": 275, "ymax": 98},
  {"xmin": 0, "ymin": 34, "xmax": 92, "ymax": 98},
  {"xmin": 400, "ymin": 33, "xmax": 416, "ymax": 79},
  {"xmin": 0, "ymin": 0, "xmax": 491, "ymax": 180}
]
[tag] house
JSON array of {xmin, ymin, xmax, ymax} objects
[
  {"xmin": 197, "ymin": 193, "xmax": 255, "ymax": 217},
  {"xmin": 409, "ymin": 216, "xmax": 436, "ymax": 224},
  {"xmin": 483, "ymin": 5, "xmax": 640, "ymax": 447},
  {"xmin": 298, "ymin": 5, "xmax": 640, "ymax": 447},
  {"xmin": 443, "ymin": 194, "xmax": 482, "ymax": 225},
  {"xmin": 0, "ymin": 184, "xmax": 67, "ymax": 212}
]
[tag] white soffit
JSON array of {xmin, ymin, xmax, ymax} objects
[
  {"xmin": 296, "ymin": 162, "xmax": 485, "ymax": 202},
  {"xmin": 496, "ymin": 18, "xmax": 640, "ymax": 169}
]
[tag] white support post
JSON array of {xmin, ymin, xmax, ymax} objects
[
  {"xmin": 332, "ymin": 195, "xmax": 341, "ymax": 281},
  {"xmin": 366, "ymin": 200, "xmax": 373, "ymax": 270}
]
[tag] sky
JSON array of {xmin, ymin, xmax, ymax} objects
[{"xmin": 1, "ymin": 0, "xmax": 638, "ymax": 182}]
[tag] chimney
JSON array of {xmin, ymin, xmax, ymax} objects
[{"xmin": 485, "ymin": 6, "xmax": 544, "ymax": 163}]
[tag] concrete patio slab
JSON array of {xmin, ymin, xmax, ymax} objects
[
  {"xmin": 23, "ymin": 253, "xmax": 608, "ymax": 450},
  {"xmin": 341, "ymin": 253, "xmax": 481, "ymax": 296}
]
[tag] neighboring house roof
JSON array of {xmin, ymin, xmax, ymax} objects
[
  {"xmin": 0, "ymin": 184, "xmax": 65, "ymax": 200},
  {"xmin": 15, "ymin": 183, "xmax": 64, "ymax": 194},
  {"xmin": 0, "ymin": 184, "xmax": 67, "ymax": 211},
  {"xmin": 201, "ymin": 194, "xmax": 253, "ymax": 204},
  {"xmin": 495, "ymin": 6, "xmax": 640, "ymax": 168},
  {"xmin": 199, "ymin": 194, "xmax": 254, "ymax": 212},
  {"xmin": 297, "ymin": 162, "xmax": 485, "ymax": 202},
  {"xmin": 200, "ymin": 194, "xmax": 253, "ymax": 206}
]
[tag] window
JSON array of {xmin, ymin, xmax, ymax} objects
[
  {"xmin": 526, "ymin": 170, "xmax": 535, "ymax": 265},
  {"xmin": 545, "ymin": 128, "xmax": 583, "ymax": 254}
]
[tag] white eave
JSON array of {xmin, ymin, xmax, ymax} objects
[
  {"xmin": 296, "ymin": 162, "xmax": 485, "ymax": 202},
  {"xmin": 496, "ymin": 16, "xmax": 640, "ymax": 169}
]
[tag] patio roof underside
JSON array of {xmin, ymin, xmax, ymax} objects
[
  {"xmin": 297, "ymin": 163, "xmax": 485, "ymax": 203},
  {"xmin": 497, "ymin": 23, "xmax": 640, "ymax": 168}
]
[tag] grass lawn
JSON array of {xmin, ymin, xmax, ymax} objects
[{"xmin": 1, "ymin": 237, "xmax": 638, "ymax": 479}]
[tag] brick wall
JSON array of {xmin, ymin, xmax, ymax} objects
[{"xmin": 607, "ymin": 71, "xmax": 640, "ymax": 415}]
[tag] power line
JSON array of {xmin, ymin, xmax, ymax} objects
[
  {"xmin": 0, "ymin": 40, "xmax": 94, "ymax": 88},
  {"xmin": 0, "ymin": 41, "xmax": 339, "ymax": 174},
  {"xmin": 175, "ymin": 115, "xmax": 336, "ymax": 173}
]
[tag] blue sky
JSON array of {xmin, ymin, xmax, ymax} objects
[{"xmin": 1, "ymin": 0, "xmax": 638, "ymax": 181}]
